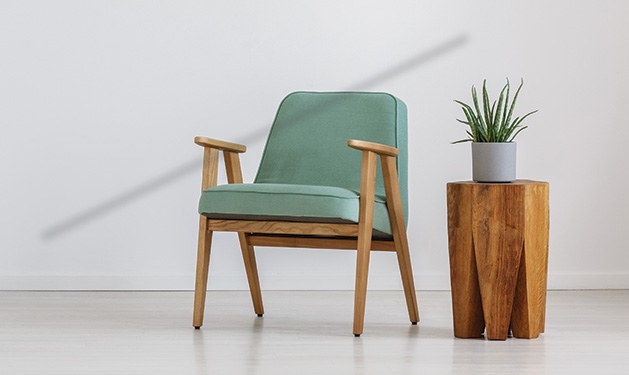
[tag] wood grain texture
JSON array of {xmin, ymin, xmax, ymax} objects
[
  {"xmin": 224, "ymin": 151, "xmax": 244, "ymax": 184},
  {"xmin": 192, "ymin": 145, "xmax": 221, "ymax": 328},
  {"xmin": 472, "ymin": 183, "xmax": 524, "ymax": 340},
  {"xmin": 194, "ymin": 136, "xmax": 247, "ymax": 153},
  {"xmin": 447, "ymin": 183, "xmax": 485, "ymax": 338},
  {"xmin": 347, "ymin": 139, "xmax": 399, "ymax": 157},
  {"xmin": 193, "ymin": 217, "xmax": 213, "ymax": 328},
  {"xmin": 223, "ymin": 149, "xmax": 264, "ymax": 315},
  {"xmin": 207, "ymin": 220, "xmax": 360, "ymax": 237},
  {"xmin": 447, "ymin": 180, "xmax": 549, "ymax": 340},
  {"xmin": 511, "ymin": 182, "xmax": 549, "ymax": 338},
  {"xmin": 382, "ymin": 154, "xmax": 420, "ymax": 324},
  {"xmin": 353, "ymin": 150, "xmax": 378, "ymax": 336},
  {"xmin": 201, "ymin": 147, "xmax": 220, "ymax": 191},
  {"xmin": 194, "ymin": 142, "xmax": 247, "ymax": 328},
  {"xmin": 237, "ymin": 233, "xmax": 264, "ymax": 316},
  {"xmin": 246, "ymin": 234, "xmax": 397, "ymax": 251}
]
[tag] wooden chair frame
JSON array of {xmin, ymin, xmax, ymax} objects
[{"xmin": 192, "ymin": 136, "xmax": 419, "ymax": 336}]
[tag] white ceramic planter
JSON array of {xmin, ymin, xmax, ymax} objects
[{"xmin": 471, "ymin": 142, "xmax": 516, "ymax": 183}]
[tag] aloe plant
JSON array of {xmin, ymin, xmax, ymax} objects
[{"xmin": 453, "ymin": 79, "xmax": 537, "ymax": 143}]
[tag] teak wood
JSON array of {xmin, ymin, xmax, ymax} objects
[
  {"xmin": 447, "ymin": 180, "xmax": 549, "ymax": 340},
  {"xmin": 192, "ymin": 137, "xmax": 419, "ymax": 336}
]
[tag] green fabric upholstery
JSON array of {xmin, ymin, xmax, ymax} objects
[
  {"xmin": 199, "ymin": 183, "xmax": 393, "ymax": 236},
  {"xmin": 198, "ymin": 91, "xmax": 408, "ymax": 235}
]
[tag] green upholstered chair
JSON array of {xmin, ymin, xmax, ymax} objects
[{"xmin": 193, "ymin": 91, "xmax": 419, "ymax": 336}]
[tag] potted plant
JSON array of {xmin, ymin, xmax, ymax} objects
[{"xmin": 453, "ymin": 78, "xmax": 537, "ymax": 182}]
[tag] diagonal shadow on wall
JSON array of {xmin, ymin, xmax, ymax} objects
[{"xmin": 41, "ymin": 34, "xmax": 468, "ymax": 240}]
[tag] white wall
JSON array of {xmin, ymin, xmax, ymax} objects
[{"xmin": 1, "ymin": 1, "xmax": 628, "ymax": 291}]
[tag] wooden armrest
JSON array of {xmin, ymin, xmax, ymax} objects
[
  {"xmin": 196, "ymin": 136, "xmax": 246, "ymax": 189},
  {"xmin": 347, "ymin": 139, "xmax": 399, "ymax": 157},
  {"xmin": 194, "ymin": 136, "xmax": 247, "ymax": 153}
]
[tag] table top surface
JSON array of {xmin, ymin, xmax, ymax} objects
[{"xmin": 448, "ymin": 179, "xmax": 548, "ymax": 186}]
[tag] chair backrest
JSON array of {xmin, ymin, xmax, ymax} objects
[{"xmin": 255, "ymin": 91, "xmax": 408, "ymax": 220}]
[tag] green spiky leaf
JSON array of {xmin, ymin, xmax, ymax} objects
[{"xmin": 452, "ymin": 78, "xmax": 537, "ymax": 144}]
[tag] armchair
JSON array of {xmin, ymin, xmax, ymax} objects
[{"xmin": 192, "ymin": 91, "xmax": 419, "ymax": 336}]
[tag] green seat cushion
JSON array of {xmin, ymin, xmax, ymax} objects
[{"xmin": 199, "ymin": 183, "xmax": 393, "ymax": 236}]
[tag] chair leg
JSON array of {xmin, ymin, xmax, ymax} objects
[
  {"xmin": 193, "ymin": 216, "xmax": 213, "ymax": 328},
  {"xmin": 353, "ymin": 234, "xmax": 372, "ymax": 337},
  {"xmin": 237, "ymin": 233, "xmax": 264, "ymax": 316},
  {"xmin": 394, "ymin": 233, "xmax": 420, "ymax": 324},
  {"xmin": 380, "ymin": 154, "xmax": 420, "ymax": 324},
  {"xmin": 353, "ymin": 150, "xmax": 378, "ymax": 337}
]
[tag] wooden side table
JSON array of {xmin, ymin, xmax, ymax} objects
[{"xmin": 447, "ymin": 180, "xmax": 549, "ymax": 340}]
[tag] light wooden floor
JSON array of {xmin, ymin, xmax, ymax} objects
[{"xmin": 1, "ymin": 290, "xmax": 628, "ymax": 374}]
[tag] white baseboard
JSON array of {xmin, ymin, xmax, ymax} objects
[
  {"xmin": 0, "ymin": 274, "xmax": 196, "ymax": 291},
  {"xmin": 1, "ymin": 273, "xmax": 628, "ymax": 291},
  {"xmin": 0, "ymin": 273, "xmax": 445, "ymax": 291},
  {"xmin": 547, "ymin": 273, "xmax": 629, "ymax": 290}
]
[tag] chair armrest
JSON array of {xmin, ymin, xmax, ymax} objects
[
  {"xmin": 195, "ymin": 136, "xmax": 246, "ymax": 189},
  {"xmin": 347, "ymin": 139, "xmax": 399, "ymax": 157},
  {"xmin": 194, "ymin": 136, "xmax": 247, "ymax": 153},
  {"xmin": 348, "ymin": 138, "xmax": 405, "ymax": 234}
]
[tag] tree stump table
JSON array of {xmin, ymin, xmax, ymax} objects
[{"xmin": 447, "ymin": 180, "xmax": 549, "ymax": 340}]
